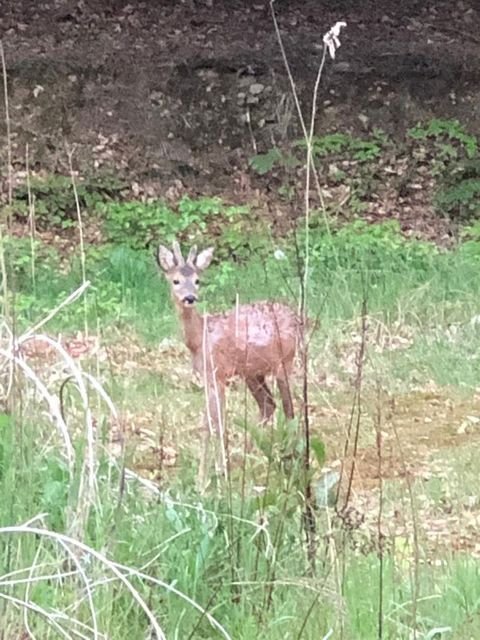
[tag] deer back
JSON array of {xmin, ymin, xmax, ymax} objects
[{"xmin": 200, "ymin": 301, "xmax": 298, "ymax": 381}]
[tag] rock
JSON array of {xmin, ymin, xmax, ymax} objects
[
  {"xmin": 316, "ymin": 470, "xmax": 340, "ymax": 508},
  {"xmin": 149, "ymin": 90, "xmax": 164, "ymax": 106},
  {"xmin": 358, "ymin": 113, "xmax": 369, "ymax": 127},
  {"xmin": 333, "ymin": 61, "xmax": 351, "ymax": 73},
  {"xmin": 249, "ymin": 82, "xmax": 265, "ymax": 95}
]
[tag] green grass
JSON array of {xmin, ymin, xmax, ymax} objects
[
  {"xmin": 3, "ymin": 218, "xmax": 480, "ymax": 637},
  {"xmin": 2, "ymin": 416, "xmax": 480, "ymax": 639},
  {"xmin": 8, "ymin": 220, "xmax": 480, "ymax": 337},
  {"xmin": 2, "ymin": 412, "xmax": 480, "ymax": 639}
]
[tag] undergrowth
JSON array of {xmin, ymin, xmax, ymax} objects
[
  {"xmin": 2, "ymin": 401, "xmax": 480, "ymax": 638},
  {"xmin": 249, "ymin": 118, "xmax": 480, "ymax": 223},
  {"xmin": 7, "ymin": 216, "xmax": 480, "ymax": 331}
]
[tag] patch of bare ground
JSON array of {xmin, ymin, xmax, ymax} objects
[
  {"xmin": 1, "ymin": 0, "xmax": 480, "ymax": 240},
  {"xmin": 323, "ymin": 389, "xmax": 480, "ymax": 557}
]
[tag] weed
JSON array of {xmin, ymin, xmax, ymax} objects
[
  {"xmin": 302, "ymin": 132, "xmax": 352, "ymax": 156},
  {"xmin": 248, "ymin": 130, "xmax": 388, "ymax": 214},
  {"xmin": 4, "ymin": 235, "xmax": 58, "ymax": 280},
  {"xmin": 100, "ymin": 199, "xmax": 176, "ymax": 248},
  {"xmin": 248, "ymin": 147, "xmax": 299, "ymax": 175},
  {"xmin": 248, "ymin": 132, "xmax": 388, "ymax": 215},
  {"xmin": 408, "ymin": 118, "xmax": 478, "ymax": 160},
  {"xmin": 12, "ymin": 173, "xmax": 125, "ymax": 229},
  {"xmin": 435, "ymin": 178, "xmax": 480, "ymax": 219},
  {"xmin": 434, "ymin": 157, "xmax": 480, "ymax": 220},
  {"xmin": 99, "ymin": 196, "xmax": 249, "ymax": 250},
  {"xmin": 307, "ymin": 219, "xmax": 437, "ymax": 274},
  {"xmin": 347, "ymin": 192, "xmax": 369, "ymax": 215},
  {"xmin": 295, "ymin": 130, "xmax": 388, "ymax": 162}
]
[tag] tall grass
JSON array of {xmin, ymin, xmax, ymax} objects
[
  {"xmin": 7, "ymin": 222, "xmax": 480, "ymax": 384},
  {"xmin": 2, "ymin": 219, "xmax": 480, "ymax": 637},
  {"xmin": 2, "ymin": 414, "xmax": 480, "ymax": 638}
]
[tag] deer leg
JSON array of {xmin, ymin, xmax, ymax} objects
[
  {"xmin": 277, "ymin": 373, "xmax": 294, "ymax": 420},
  {"xmin": 246, "ymin": 375, "xmax": 276, "ymax": 423}
]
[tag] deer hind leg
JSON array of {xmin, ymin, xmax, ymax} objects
[
  {"xmin": 246, "ymin": 375, "xmax": 276, "ymax": 423},
  {"xmin": 277, "ymin": 370, "xmax": 294, "ymax": 420}
]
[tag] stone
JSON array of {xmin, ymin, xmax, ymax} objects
[{"xmin": 249, "ymin": 82, "xmax": 265, "ymax": 95}]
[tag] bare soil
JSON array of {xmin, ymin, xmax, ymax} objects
[{"xmin": 1, "ymin": 0, "xmax": 480, "ymax": 238}]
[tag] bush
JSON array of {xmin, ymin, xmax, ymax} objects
[
  {"xmin": 306, "ymin": 220, "xmax": 437, "ymax": 275},
  {"xmin": 99, "ymin": 196, "xmax": 249, "ymax": 250},
  {"xmin": 12, "ymin": 173, "xmax": 125, "ymax": 229},
  {"xmin": 408, "ymin": 118, "xmax": 478, "ymax": 160}
]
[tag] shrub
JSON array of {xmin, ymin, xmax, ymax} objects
[
  {"xmin": 408, "ymin": 118, "xmax": 478, "ymax": 160},
  {"xmin": 12, "ymin": 173, "xmax": 125, "ymax": 229},
  {"xmin": 99, "ymin": 196, "xmax": 249, "ymax": 250},
  {"xmin": 307, "ymin": 220, "xmax": 438, "ymax": 275}
]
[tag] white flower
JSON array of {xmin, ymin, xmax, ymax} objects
[
  {"xmin": 274, "ymin": 249, "xmax": 287, "ymax": 261},
  {"xmin": 323, "ymin": 21, "xmax": 347, "ymax": 60}
]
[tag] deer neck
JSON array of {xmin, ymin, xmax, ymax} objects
[{"xmin": 178, "ymin": 305, "xmax": 204, "ymax": 354}]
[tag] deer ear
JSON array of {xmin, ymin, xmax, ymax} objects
[
  {"xmin": 157, "ymin": 245, "xmax": 176, "ymax": 272},
  {"xmin": 195, "ymin": 247, "xmax": 214, "ymax": 272},
  {"xmin": 186, "ymin": 245, "xmax": 198, "ymax": 266}
]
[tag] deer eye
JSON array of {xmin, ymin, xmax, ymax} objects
[
  {"xmin": 195, "ymin": 278, "xmax": 200, "ymax": 285},
  {"xmin": 173, "ymin": 279, "xmax": 180, "ymax": 285}
]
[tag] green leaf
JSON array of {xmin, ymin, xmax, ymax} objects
[
  {"xmin": 248, "ymin": 148, "xmax": 283, "ymax": 175},
  {"xmin": 310, "ymin": 437, "xmax": 326, "ymax": 467},
  {"xmin": 0, "ymin": 413, "xmax": 11, "ymax": 429},
  {"xmin": 315, "ymin": 470, "xmax": 340, "ymax": 508}
]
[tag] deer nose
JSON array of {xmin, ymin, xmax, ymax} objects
[{"xmin": 183, "ymin": 294, "xmax": 197, "ymax": 305}]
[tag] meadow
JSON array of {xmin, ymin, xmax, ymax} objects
[{"xmin": 2, "ymin": 199, "xmax": 480, "ymax": 638}]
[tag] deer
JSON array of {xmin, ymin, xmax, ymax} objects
[{"xmin": 157, "ymin": 240, "xmax": 299, "ymax": 486}]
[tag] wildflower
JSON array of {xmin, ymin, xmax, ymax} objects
[
  {"xmin": 274, "ymin": 249, "xmax": 287, "ymax": 261},
  {"xmin": 323, "ymin": 21, "xmax": 347, "ymax": 60}
]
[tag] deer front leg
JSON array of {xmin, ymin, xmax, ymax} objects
[
  {"xmin": 277, "ymin": 373, "xmax": 294, "ymax": 420},
  {"xmin": 246, "ymin": 375, "xmax": 276, "ymax": 423}
]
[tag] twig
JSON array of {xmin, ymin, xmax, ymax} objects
[
  {"xmin": 0, "ymin": 41, "xmax": 11, "ymax": 322},
  {"xmin": 17, "ymin": 333, "xmax": 99, "ymax": 538},
  {"xmin": 375, "ymin": 383, "xmax": 385, "ymax": 640},
  {"xmin": 0, "ymin": 41, "xmax": 12, "ymax": 210},
  {"xmin": 26, "ymin": 144, "xmax": 37, "ymax": 294},
  {"xmin": 0, "ymin": 347, "xmax": 75, "ymax": 469},
  {"xmin": 0, "ymin": 525, "xmax": 167, "ymax": 640},
  {"xmin": 21, "ymin": 280, "xmax": 90, "ymax": 339},
  {"xmin": 339, "ymin": 297, "xmax": 368, "ymax": 508},
  {"xmin": 66, "ymin": 147, "xmax": 89, "ymax": 337},
  {"xmin": 390, "ymin": 418, "xmax": 420, "ymax": 639}
]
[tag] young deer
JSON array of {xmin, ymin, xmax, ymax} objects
[{"xmin": 157, "ymin": 241, "xmax": 298, "ymax": 481}]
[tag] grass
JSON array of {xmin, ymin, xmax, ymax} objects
[
  {"xmin": 2, "ymin": 432, "xmax": 480, "ymax": 638},
  {"xmin": 2, "ymin": 217, "xmax": 480, "ymax": 638}
]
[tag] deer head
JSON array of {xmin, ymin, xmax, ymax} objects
[{"xmin": 157, "ymin": 241, "xmax": 214, "ymax": 307}]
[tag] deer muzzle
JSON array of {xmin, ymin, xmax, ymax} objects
[{"xmin": 182, "ymin": 294, "xmax": 197, "ymax": 306}]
